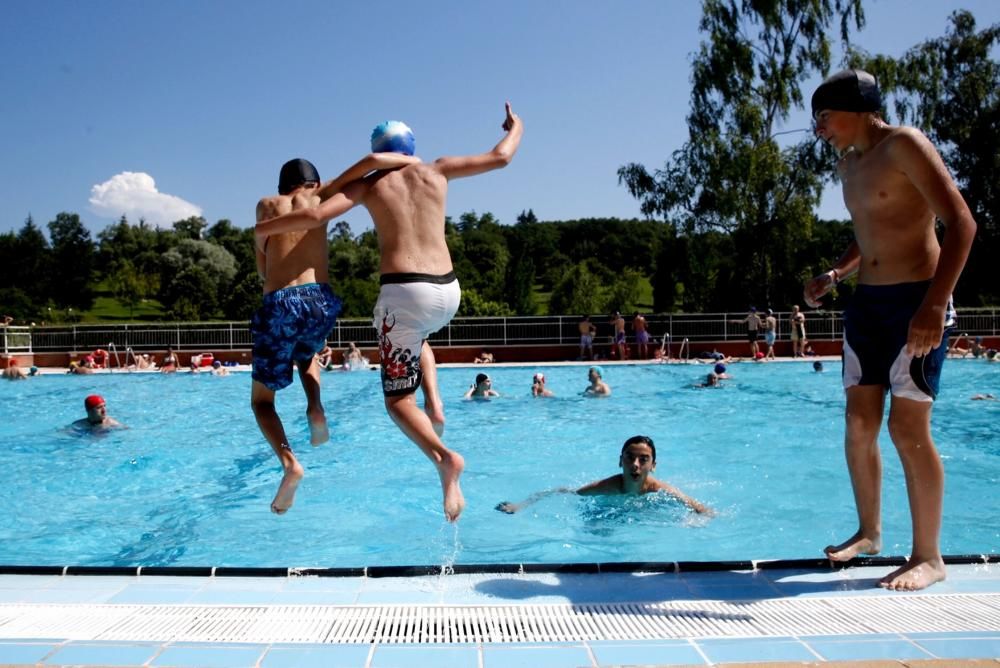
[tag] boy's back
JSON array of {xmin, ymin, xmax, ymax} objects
[
  {"xmin": 256, "ymin": 190, "xmax": 328, "ymax": 293},
  {"xmin": 364, "ymin": 163, "xmax": 453, "ymax": 276}
]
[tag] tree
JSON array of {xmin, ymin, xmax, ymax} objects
[
  {"xmin": 850, "ymin": 11, "xmax": 1000, "ymax": 305},
  {"xmin": 548, "ymin": 261, "xmax": 606, "ymax": 316},
  {"xmin": 48, "ymin": 212, "xmax": 96, "ymax": 310},
  {"xmin": 173, "ymin": 216, "xmax": 208, "ymax": 241},
  {"xmin": 158, "ymin": 239, "xmax": 238, "ymax": 319},
  {"xmin": 619, "ymin": 0, "xmax": 864, "ymax": 310}
]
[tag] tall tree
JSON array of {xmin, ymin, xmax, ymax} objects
[
  {"xmin": 850, "ymin": 10, "xmax": 1000, "ymax": 305},
  {"xmin": 48, "ymin": 212, "xmax": 96, "ymax": 310},
  {"xmin": 619, "ymin": 0, "xmax": 864, "ymax": 310}
]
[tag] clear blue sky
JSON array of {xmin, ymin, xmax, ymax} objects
[{"xmin": 2, "ymin": 1, "xmax": 996, "ymax": 238}]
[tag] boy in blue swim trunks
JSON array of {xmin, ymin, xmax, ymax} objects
[
  {"xmin": 256, "ymin": 103, "xmax": 523, "ymax": 522},
  {"xmin": 805, "ymin": 69, "xmax": 976, "ymax": 590},
  {"xmin": 252, "ymin": 152, "xmax": 419, "ymax": 515}
]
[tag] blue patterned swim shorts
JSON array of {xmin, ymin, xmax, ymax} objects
[{"xmin": 251, "ymin": 283, "xmax": 342, "ymax": 391}]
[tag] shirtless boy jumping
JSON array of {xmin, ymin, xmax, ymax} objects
[
  {"xmin": 806, "ymin": 70, "xmax": 976, "ymax": 590},
  {"xmin": 252, "ymin": 152, "xmax": 417, "ymax": 515},
  {"xmin": 256, "ymin": 103, "xmax": 523, "ymax": 522}
]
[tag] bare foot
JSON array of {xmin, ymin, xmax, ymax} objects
[
  {"xmin": 425, "ymin": 400, "xmax": 445, "ymax": 437},
  {"xmin": 825, "ymin": 530, "xmax": 881, "ymax": 562},
  {"xmin": 437, "ymin": 450, "xmax": 465, "ymax": 522},
  {"xmin": 271, "ymin": 461, "xmax": 304, "ymax": 515},
  {"xmin": 879, "ymin": 556, "xmax": 946, "ymax": 591},
  {"xmin": 307, "ymin": 408, "xmax": 329, "ymax": 446}
]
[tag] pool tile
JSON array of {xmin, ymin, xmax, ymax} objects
[
  {"xmin": 108, "ymin": 585, "xmax": 197, "ymax": 604},
  {"xmin": 0, "ymin": 642, "xmax": 59, "ymax": 664},
  {"xmin": 22, "ymin": 587, "xmax": 117, "ymax": 604},
  {"xmin": 269, "ymin": 589, "xmax": 358, "ymax": 605},
  {"xmin": 261, "ymin": 644, "xmax": 371, "ymax": 668},
  {"xmin": 590, "ymin": 640, "xmax": 706, "ymax": 666},
  {"xmin": 186, "ymin": 589, "xmax": 278, "ymax": 605},
  {"xmin": 44, "ymin": 642, "xmax": 158, "ymax": 665},
  {"xmin": 152, "ymin": 644, "xmax": 265, "ymax": 667},
  {"xmin": 916, "ymin": 637, "xmax": 1000, "ymax": 658},
  {"xmin": 483, "ymin": 644, "xmax": 594, "ymax": 668},
  {"xmin": 371, "ymin": 644, "xmax": 480, "ymax": 668},
  {"xmin": 807, "ymin": 638, "xmax": 934, "ymax": 661},
  {"xmin": 697, "ymin": 637, "xmax": 818, "ymax": 663}
]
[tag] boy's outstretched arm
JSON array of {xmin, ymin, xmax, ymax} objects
[
  {"xmin": 255, "ymin": 180, "xmax": 369, "ymax": 242},
  {"xmin": 496, "ymin": 486, "xmax": 575, "ymax": 514},
  {"xmin": 316, "ymin": 153, "xmax": 421, "ymax": 200},
  {"xmin": 657, "ymin": 481, "xmax": 715, "ymax": 516},
  {"xmin": 434, "ymin": 102, "xmax": 523, "ymax": 180}
]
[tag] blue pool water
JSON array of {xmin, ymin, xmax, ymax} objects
[{"xmin": 0, "ymin": 360, "xmax": 997, "ymax": 567}]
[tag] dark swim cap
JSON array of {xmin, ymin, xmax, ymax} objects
[
  {"xmin": 811, "ymin": 69, "xmax": 881, "ymax": 119},
  {"xmin": 278, "ymin": 158, "xmax": 320, "ymax": 195}
]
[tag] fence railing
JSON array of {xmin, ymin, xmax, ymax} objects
[{"xmin": 5, "ymin": 309, "xmax": 999, "ymax": 353}]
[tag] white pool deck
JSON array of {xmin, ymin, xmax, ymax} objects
[{"xmin": 0, "ymin": 561, "xmax": 998, "ymax": 667}]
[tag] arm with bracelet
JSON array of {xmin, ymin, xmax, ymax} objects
[{"xmin": 804, "ymin": 240, "xmax": 861, "ymax": 307}]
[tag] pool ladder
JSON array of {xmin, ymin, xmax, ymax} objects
[{"xmin": 106, "ymin": 342, "xmax": 138, "ymax": 372}]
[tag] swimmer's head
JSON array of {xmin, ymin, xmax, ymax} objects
[
  {"xmin": 621, "ymin": 435, "xmax": 656, "ymax": 463},
  {"xmin": 589, "ymin": 366, "xmax": 604, "ymax": 379},
  {"xmin": 811, "ymin": 69, "xmax": 881, "ymax": 119},
  {"xmin": 532, "ymin": 373, "xmax": 545, "ymax": 384},
  {"xmin": 813, "ymin": 361, "xmax": 824, "ymax": 372},
  {"xmin": 714, "ymin": 363, "xmax": 727, "ymax": 375},
  {"xmin": 29, "ymin": 365, "xmax": 38, "ymax": 375},
  {"xmin": 6, "ymin": 358, "xmax": 17, "ymax": 368},
  {"xmin": 278, "ymin": 158, "xmax": 321, "ymax": 195},
  {"xmin": 706, "ymin": 372, "xmax": 719, "ymax": 386},
  {"xmin": 84, "ymin": 394, "xmax": 105, "ymax": 411},
  {"xmin": 766, "ymin": 308, "xmax": 773, "ymax": 316},
  {"xmin": 370, "ymin": 121, "xmax": 415, "ymax": 155},
  {"xmin": 212, "ymin": 360, "xmax": 221, "ymax": 368},
  {"xmin": 475, "ymin": 373, "xmax": 490, "ymax": 386}
]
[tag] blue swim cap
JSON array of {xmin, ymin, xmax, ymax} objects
[
  {"xmin": 714, "ymin": 363, "xmax": 726, "ymax": 375},
  {"xmin": 371, "ymin": 121, "xmax": 415, "ymax": 155},
  {"xmin": 590, "ymin": 366, "xmax": 604, "ymax": 378}
]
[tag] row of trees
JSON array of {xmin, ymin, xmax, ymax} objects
[{"xmin": 2, "ymin": 6, "xmax": 995, "ymax": 323}]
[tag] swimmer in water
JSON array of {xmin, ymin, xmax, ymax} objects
[
  {"xmin": 583, "ymin": 366, "xmax": 611, "ymax": 396},
  {"xmin": 496, "ymin": 435, "xmax": 713, "ymax": 515},
  {"xmin": 805, "ymin": 69, "xmax": 976, "ymax": 591},
  {"xmin": 464, "ymin": 373, "xmax": 500, "ymax": 399},
  {"xmin": 71, "ymin": 395, "xmax": 124, "ymax": 431}
]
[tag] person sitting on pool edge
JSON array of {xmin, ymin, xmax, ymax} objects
[
  {"xmin": 583, "ymin": 366, "xmax": 611, "ymax": 396},
  {"xmin": 72, "ymin": 394, "xmax": 124, "ymax": 431},
  {"xmin": 496, "ymin": 435, "xmax": 713, "ymax": 515},
  {"xmin": 465, "ymin": 372, "xmax": 499, "ymax": 399}
]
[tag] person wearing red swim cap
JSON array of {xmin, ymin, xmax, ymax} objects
[{"xmin": 72, "ymin": 394, "xmax": 123, "ymax": 431}]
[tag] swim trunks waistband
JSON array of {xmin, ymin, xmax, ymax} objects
[{"xmin": 380, "ymin": 271, "xmax": 457, "ymax": 285}]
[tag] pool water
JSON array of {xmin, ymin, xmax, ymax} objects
[{"xmin": 0, "ymin": 360, "xmax": 996, "ymax": 567}]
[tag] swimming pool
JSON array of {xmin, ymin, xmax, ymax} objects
[{"xmin": 0, "ymin": 360, "xmax": 996, "ymax": 568}]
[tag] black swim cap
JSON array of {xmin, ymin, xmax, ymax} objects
[
  {"xmin": 278, "ymin": 158, "xmax": 320, "ymax": 195},
  {"xmin": 811, "ymin": 69, "xmax": 881, "ymax": 119}
]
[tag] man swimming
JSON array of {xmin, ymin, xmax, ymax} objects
[
  {"xmin": 496, "ymin": 435, "xmax": 713, "ymax": 515},
  {"xmin": 72, "ymin": 395, "xmax": 124, "ymax": 431}
]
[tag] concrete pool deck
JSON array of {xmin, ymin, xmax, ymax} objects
[{"xmin": 0, "ymin": 561, "xmax": 998, "ymax": 667}]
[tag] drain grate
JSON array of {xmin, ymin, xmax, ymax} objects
[{"xmin": 0, "ymin": 594, "xmax": 998, "ymax": 644}]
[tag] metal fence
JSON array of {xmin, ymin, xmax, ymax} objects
[{"xmin": 5, "ymin": 308, "xmax": 999, "ymax": 354}]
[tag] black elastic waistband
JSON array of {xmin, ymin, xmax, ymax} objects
[{"xmin": 380, "ymin": 271, "xmax": 457, "ymax": 285}]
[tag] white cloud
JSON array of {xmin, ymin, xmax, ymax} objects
[{"xmin": 89, "ymin": 171, "xmax": 202, "ymax": 226}]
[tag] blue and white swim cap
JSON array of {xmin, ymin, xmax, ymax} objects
[{"xmin": 371, "ymin": 121, "xmax": 415, "ymax": 155}]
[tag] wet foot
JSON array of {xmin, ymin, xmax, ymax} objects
[
  {"xmin": 307, "ymin": 408, "xmax": 329, "ymax": 446},
  {"xmin": 879, "ymin": 556, "xmax": 946, "ymax": 591},
  {"xmin": 271, "ymin": 462, "xmax": 304, "ymax": 515},
  {"xmin": 825, "ymin": 530, "xmax": 881, "ymax": 562},
  {"xmin": 437, "ymin": 450, "xmax": 465, "ymax": 522}
]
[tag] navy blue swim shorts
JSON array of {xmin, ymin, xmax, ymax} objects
[
  {"xmin": 251, "ymin": 283, "xmax": 342, "ymax": 391},
  {"xmin": 842, "ymin": 280, "xmax": 954, "ymax": 402}
]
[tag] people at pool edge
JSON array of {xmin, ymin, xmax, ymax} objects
[
  {"xmin": 496, "ymin": 435, "xmax": 713, "ymax": 516},
  {"xmin": 252, "ymin": 151, "xmax": 420, "ymax": 516},
  {"xmin": 255, "ymin": 102, "xmax": 523, "ymax": 522},
  {"xmin": 2, "ymin": 358, "xmax": 28, "ymax": 380},
  {"xmin": 731, "ymin": 307, "xmax": 761, "ymax": 358},
  {"xmin": 72, "ymin": 394, "xmax": 124, "ymax": 431},
  {"xmin": 465, "ymin": 373, "xmax": 500, "ymax": 399},
  {"xmin": 804, "ymin": 69, "xmax": 976, "ymax": 591},
  {"xmin": 584, "ymin": 366, "xmax": 611, "ymax": 396}
]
